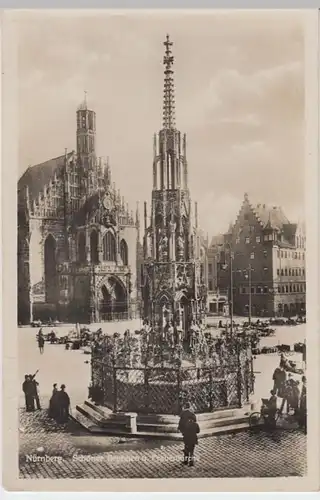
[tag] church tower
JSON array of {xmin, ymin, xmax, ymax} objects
[
  {"xmin": 143, "ymin": 35, "xmax": 206, "ymax": 337},
  {"xmin": 76, "ymin": 92, "xmax": 97, "ymax": 192}
]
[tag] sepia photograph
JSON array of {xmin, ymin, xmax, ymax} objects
[{"xmin": 2, "ymin": 8, "xmax": 318, "ymax": 491}]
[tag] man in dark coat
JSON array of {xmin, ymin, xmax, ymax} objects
[
  {"xmin": 22, "ymin": 375, "xmax": 34, "ymax": 411},
  {"xmin": 37, "ymin": 331, "xmax": 45, "ymax": 354},
  {"xmin": 272, "ymin": 365, "xmax": 286, "ymax": 397},
  {"xmin": 178, "ymin": 402, "xmax": 199, "ymax": 466},
  {"xmin": 299, "ymin": 376, "xmax": 307, "ymax": 431},
  {"xmin": 29, "ymin": 373, "xmax": 41, "ymax": 410},
  {"xmin": 57, "ymin": 384, "xmax": 70, "ymax": 423},
  {"xmin": 280, "ymin": 373, "xmax": 295, "ymax": 414},
  {"xmin": 49, "ymin": 383, "xmax": 58, "ymax": 418}
]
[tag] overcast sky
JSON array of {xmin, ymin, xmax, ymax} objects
[{"xmin": 18, "ymin": 10, "xmax": 305, "ymax": 236}]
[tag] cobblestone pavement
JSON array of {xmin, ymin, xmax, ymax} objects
[
  {"xmin": 19, "ymin": 408, "xmax": 307, "ymax": 479},
  {"xmin": 18, "ymin": 326, "xmax": 307, "ymax": 479}
]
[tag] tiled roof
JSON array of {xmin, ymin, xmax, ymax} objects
[
  {"xmin": 254, "ymin": 204, "xmax": 290, "ymax": 230},
  {"xmin": 18, "ymin": 154, "xmax": 72, "ymax": 202}
]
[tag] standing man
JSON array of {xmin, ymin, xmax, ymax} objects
[
  {"xmin": 22, "ymin": 375, "xmax": 34, "ymax": 412},
  {"xmin": 37, "ymin": 329, "xmax": 45, "ymax": 354},
  {"xmin": 178, "ymin": 402, "xmax": 199, "ymax": 465},
  {"xmin": 30, "ymin": 372, "xmax": 41, "ymax": 410},
  {"xmin": 272, "ymin": 365, "xmax": 286, "ymax": 397},
  {"xmin": 57, "ymin": 384, "xmax": 70, "ymax": 423},
  {"xmin": 299, "ymin": 376, "xmax": 307, "ymax": 432}
]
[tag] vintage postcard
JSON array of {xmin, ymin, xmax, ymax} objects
[{"xmin": 2, "ymin": 8, "xmax": 319, "ymax": 492}]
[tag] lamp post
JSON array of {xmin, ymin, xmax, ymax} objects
[
  {"xmin": 244, "ymin": 263, "xmax": 253, "ymax": 326},
  {"xmin": 223, "ymin": 243, "xmax": 234, "ymax": 335}
]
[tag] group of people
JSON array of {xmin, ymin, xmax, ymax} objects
[
  {"xmin": 48, "ymin": 384, "xmax": 71, "ymax": 423},
  {"xmin": 22, "ymin": 371, "xmax": 71, "ymax": 424},
  {"xmin": 268, "ymin": 356, "xmax": 307, "ymax": 430},
  {"xmin": 22, "ymin": 371, "xmax": 41, "ymax": 411}
]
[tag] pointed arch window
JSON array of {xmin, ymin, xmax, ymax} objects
[
  {"xmin": 78, "ymin": 232, "xmax": 86, "ymax": 263},
  {"xmin": 90, "ymin": 230, "xmax": 99, "ymax": 264},
  {"xmin": 44, "ymin": 234, "xmax": 57, "ymax": 303},
  {"xmin": 103, "ymin": 232, "xmax": 116, "ymax": 262},
  {"xmin": 120, "ymin": 239, "xmax": 128, "ymax": 266}
]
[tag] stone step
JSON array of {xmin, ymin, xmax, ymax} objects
[
  {"xmin": 76, "ymin": 404, "xmax": 135, "ymax": 431},
  {"xmin": 137, "ymin": 415, "xmax": 249, "ymax": 434},
  {"xmin": 84, "ymin": 400, "xmax": 113, "ymax": 417},
  {"xmin": 72, "ymin": 408, "xmax": 250, "ymax": 440},
  {"xmin": 70, "ymin": 409, "xmax": 107, "ymax": 434},
  {"xmin": 76, "ymin": 404, "xmax": 105, "ymax": 426},
  {"xmin": 137, "ymin": 407, "xmax": 248, "ymax": 424},
  {"xmin": 72, "ymin": 406, "xmax": 250, "ymax": 439},
  {"xmin": 198, "ymin": 421, "xmax": 250, "ymax": 437}
]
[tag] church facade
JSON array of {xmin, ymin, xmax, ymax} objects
[
  {"xmin": 141, "ymin": 36, "xmax": 207, "ymax": 337},
  {"xmin": 18, "ymin": 98, "xmax": 141, "ymax": 325}
]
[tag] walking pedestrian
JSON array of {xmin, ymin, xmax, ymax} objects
[
  {"xmin": 57, "ymin": 384, "xmax": 70, "ymax": 423},
  {"xmin": 38, "ymin": 331, "xmax": 45, "ymax": 354}
]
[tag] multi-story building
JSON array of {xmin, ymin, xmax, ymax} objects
[
  {"xmin": 18, "ymin": 97, "xmax": 141, "ymax": 325},
  {"xmin": 217, "ymin": 193, "xmax": 306, "ymax": 318},
  {"xmin": 199, "ymin": 235, "xmax": 228, "ymax": 316}
]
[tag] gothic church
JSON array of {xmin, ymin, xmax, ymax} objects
[{"xmin": 18, "ymin": 97, "xmax": 141, "ymax": 324}]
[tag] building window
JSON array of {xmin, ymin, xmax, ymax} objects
[
  {"xmin": 208, "ymin": 280, "xmax": 213, "ymax": 291},
  {"xmin": 251, "ymin": 287, "xmax": 255, "ymax": 295},
  {"xmin": 288, "ymin": 269, "xmax": 292, "ymax": 276},
  {"xmin": 242, "ymin": 287, "xmax": 246, "ymax": 294},
  {"xmin": 264, "ymin": 267, "xmax": 268, "ymax": 273},
  {"xmin": 78, "ymin": 232, "xmax": 86, "ymax": 263},
  {"xmin": 90, "ymin": 230, "xmax": 99, "ymax": 264},
  {"xmin": 263, "ymin": 250, "xmax": 267, "ymax": 258},
  {"xmin": 236, "ymin": 237, "xmax": 240, "ymax": 244},
  {"xmin": 281, "ymin": 251, "xmax": 284, "ymax": 258},
  {"xmin": 103, "ymin": 232, "xmax": 116, "ymax": 262},
  {"xmin": 245, "ymin": 237, "xmax": 250, "ymax": 244},
  {"xmin": 263, "ymin": 235, "xmax": 268, "ymax": 242},
  {"xmin": 120, "ymin": 239, "xmax": 128, "ymax": 266},
  {"xmin": 208, "ymin": 263, "xmax": 213, "ymax": 275},
  {"xmin": 250, "ymin": 252, "xmax": 254, "ymax": 260},
  {"xmin": 302, "ymin": 268, "xmax": 305, "ymax": 276},
  {"xmin": 277, "ymin": 269, "xmax": 280, "ymax": 276},
  {"xmin": 256, "ymin": 236, "xmax": 261, "ymax": 243},
  {"xmin": 281, "ymin": 269, "xmax": 284, "ymax": 276},
  {"xmin": 284, "ymin": 268, "xmax": 288, "ymax": 276},
  {"xmin": 286, "ymin": 285, "xmax": 289, "ymax": 293},
  {"xmin": 268, "ymin": 234, "xmax": 273, "ymax": 241}
]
